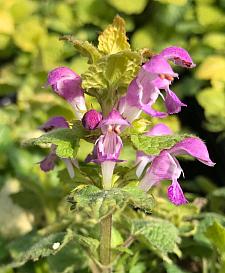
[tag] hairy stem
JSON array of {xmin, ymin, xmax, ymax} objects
[{"xmin": 100, "ymin": 214, "xmax": 112, "ymax": 273}]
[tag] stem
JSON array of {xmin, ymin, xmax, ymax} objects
[
  {"xmin": 99, "ymin": 161, "xmax": 114, "ymax": 272},
  {"xmin": 100, "ymin": 214, "xmax": 112, "ymax": 273}
]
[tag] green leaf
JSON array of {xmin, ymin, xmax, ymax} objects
[
  {"xmin": 48, "ymin": 243, "xmax": 86, "ymax": 273},
  {"xmin": 131, "ymin": 218, "xmax": 180, "ymax": 256},
  {"xmin": 130, "ymin": 134, "xmax": 191, "ymax": 156},
  {"xmin": 3, "ymin": 229, "xmax": 97, "ymax": 270},
  {"xmin": 82, "ymin": 50, "xmax": 141, "ymax": 94},
  {"xmin": 6, "ymin": 230, "xmax": 74, "ymax": 268},
  {"xmin": 69, "ymin": 185, "xmax": 124, "ymax": 219},
  {"xmin": 60, "ymin": 36, "xmax": 102, "ymax": 64},
  {"xmin": 205, "ymin": 221, "xmax": 225, "ymax": 254},
  {"xmin": 75, "ymin": 234, "xmax": 99, "ymax": 255},
  {"xmin": 81, "ymin": 57, "xmax": 108, "ymax": 91},
  {"xmin": 68, "ymin": 185, "xmax": 154, "ymax": 219},
  {"xmin": 194, "ymin": 213, "xmax": 225, "ymax": 245},
  {"xmin": 107, "ymin": 0, "xmax": 148, "ymax": 14},
  {"xmin": 129, "ymin": 263, "xmax": 146, "ymax": 273},
  {"xmin": 98, "ymin": 15, "xmax": 130, "ymax": 54},
  {"xmin": 122, "ymin": 186, "xmax": 155, "ymax": 213},
  {"xmin": 111, "ymin": 227, "xmax": 124, "ymax": 248},
  {"xmin": 23, "ymin": 128, "xmax": 81, "ymax": 158},
  {"xmin": 104, "ymin": 51, "xmax": 141, "ymax": 91}
]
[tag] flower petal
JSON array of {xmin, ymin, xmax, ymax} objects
[
  {"xmin": 160, "ymin": 46, "xmax": 196, "ymax": 68},
  {"xmin": 62, "ymin": 158, "xmax": 75, "ymax": 178},
  {"xmin": 169, "ymin": 137, "xmax": 215, "ymax": 167},
  {"xmin": 39, "ymin": 116, "xmax": 69, "ymax": 132},
  {"xmin": 167, "ymin": 179, "xmax": 188, "ymax": 205},
  {"xmin": 139, "ymin": 152, "xmax": 182, "ymax": 191},
  {"xmin": 94, "ymin": 131, "xmax": 123, "ymax": 163},
  {"xmin": 39, "ymin": 145, "xmax": 58, "ymax": 172},
  {"xmin": 141, "ymin": 104, "xmax": 168, "ymax": 118},
  {"xmin": 145, "ymin": 124, "xmax": 173, "ymax": 136},
  {"xmin": 136, "ymin": 151, "xmax": 154, "ymax": 178},
  {"xmin": 100, "ymin": 109, "xmax": 130, "ymax": 133},
  {"xmin": 165, "ymin": 89, "xmax": 187, "ymax": 114},
  {"xmin": 47, "ymin": 66, "xmax": 78, "ymax": 86},
  {"xmin": 118, "ymin": 96, "xmax": 142, "ymax": 123},
  {"xmin": 47, "ymin": 67, "xmax": 86, "ymax": 119},
  {"xmin": 142, "ymin": 55, "xmax": 178, "ymax": 77}
]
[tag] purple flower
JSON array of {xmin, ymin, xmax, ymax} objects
[
  {"xmin": 82, "ymin": 109, "xmax": 102, "ymax": 130},
  {"xmin": 40, "ymin": 144, "xmax": 58, "ymax": 172},
  {"xmin": 160, "ymin": 46, "xmax": 196, "ymax": 68},
  {"xmin": 87, "ymin": 109, "xmax": 129, "ymax": 189},
  {"xmin": 47, "ymin": 67, "xmax": 86, "ymax": 120},
  {"xmin": 137, "ymin": 125, "xmax": 215, "ymax": 205},
  {"xmin": 39, "ymin": 116, "xmax": 78, "ymax": 178},
  {"xmin": 39, "ymin": 116, "xmax": 69, "ymax": 132},
  {"xmin": 119, "ymin": 47, "xmax": 195, "ymax": 122},
  {"xmin": 145, "ymin": 123, "xmax": 173, "ymax": 136},
  {"xmin": 100, "ymin": 109, "xmax": 130, "ymax": 133}
]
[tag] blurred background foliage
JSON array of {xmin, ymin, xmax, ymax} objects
[{"xmin": 0, "ymin": 0, "xmax": 225, "ymax": 272}]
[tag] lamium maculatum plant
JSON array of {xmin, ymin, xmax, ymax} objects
[{"xmin": 24, "ymin": 16, "xmax": 215, "ymax": 273}]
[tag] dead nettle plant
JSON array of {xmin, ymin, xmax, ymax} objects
[{"xmin": 24, "ymin": 16, "xmax": 214, "ymax": 273}]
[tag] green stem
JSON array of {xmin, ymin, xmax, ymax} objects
[
  {"xmin": 100, "ymin": 214, "xmax": 112, "ymax": 273},
  {"xmin": 99, "ymin": 160, "xmax": 114, "ymax": 272}
]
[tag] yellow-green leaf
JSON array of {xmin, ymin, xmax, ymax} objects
[
  {"xmin": 155, "ymin": 0, "xmax": 187, "ymax": 5},
  {"xmin": 196, "ymin": 4, "xmax": 225, "ymax": 27},
  {"xmin": 131, "ymin": 134, "xmax": 192, "ymax": 156},
  {"xmin": 205, "ymin": 221, "xmax": 225, "ymax": 254},
  {"xmin": 107, "ymin": 0, "xmax": 148, "ymax": 14},
  {"xmin": 197, "ymin": 87, "xmax": 225, "ymax": 118},
  {"xmin": 60, "ymin": 36, "xmax": 102, "ymax": 64},
  {"xmin": 196, "ymin": 56, "xmax": 225, "ymax": 81},
  {"xmin": 0, "ymin": 11, "xmax": 14, "ymax": 34},
  {"xmin": 98, "ymin": 15, "xmax": 130, "ymax": 54},
  {"xmin": 82, "ymin": 51, "xmax": 141, "ymax": 94}
]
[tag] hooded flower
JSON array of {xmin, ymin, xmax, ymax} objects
[
  {"xmin": 160, "ymin": 46, "xmax": 196, "ymax": 68},
  {"xmin": 137, "ymin": 124, "xmax": 215, "ymax": 205},
  {"xmin": 39, "ymin": 116, "xmax": 78, "ymax": 178},
  {"xmin": 47, "ymin": 67, "xmax": 86, "ymax": 120},
  {"xmin": 119, "ymin": 46, "xmax": 194, "ymax": 122},
  {"xmin": 87, "ymin": 109, "xmax": 129, "ymax": 189}
]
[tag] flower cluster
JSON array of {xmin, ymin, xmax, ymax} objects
[{"xmin": 40, "ymin": 46, "xmax": 214, "ymax": 205}]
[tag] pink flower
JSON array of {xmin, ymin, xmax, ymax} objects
[
  {"xmin": 87, "ymin": 109, "xmax": 129, "ymax": 189},
  {"xmin": 137, "ymin": 124, "xmax": 215, "ymax": 205},
  {"xmin": 47, "ymin": 67, "xmax": 86, "ymax": 120},
  {"xmin": 119, "ymin": 46, "xmax": 195, "ymax": 122}
]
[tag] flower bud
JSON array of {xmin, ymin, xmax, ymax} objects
[{"xmin": 82, "ymin": 110, "xmax": 102, "ymax": 130}]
